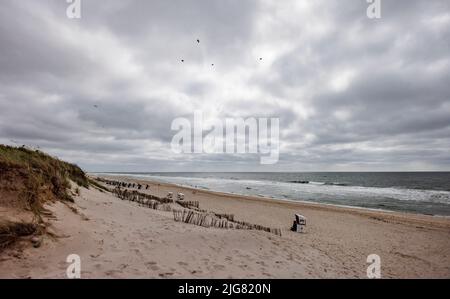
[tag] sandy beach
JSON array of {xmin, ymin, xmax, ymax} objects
[
  {"xmin": 2, "ymin": 0, "xmax": 450, "ymax": 286},
  {"xmin": 1, "ymin": 175, "xmax": 449, "ymax": 279}
]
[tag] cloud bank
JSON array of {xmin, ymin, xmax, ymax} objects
[{"xmin": 0, "ymin": 0, "xmax": 449, "ymax": 171}]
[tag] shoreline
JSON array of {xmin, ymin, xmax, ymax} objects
[
  {"xmin": 91, "ymin": 172, "xmax": 450, "ymax": 218},
  {"xmin": 94, "ymin": 174, "xmax": 450, "ymax": 230}
]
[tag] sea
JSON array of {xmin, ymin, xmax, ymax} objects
[{"xmin": 94, "ymin": 172, "xmax": 450, "ymax": 216}]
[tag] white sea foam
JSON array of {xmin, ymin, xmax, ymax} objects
[
  {"xmin": 94, "ymin": 172, "xmax": 450, "ymax": 215},
  {"xmin": 98, "ymin": 173, "xmax": 450, "ymax": 205}
]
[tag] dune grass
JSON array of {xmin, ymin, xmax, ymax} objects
[
  {"xmin": 0, "ymin": 221, "xmax": 37, "ymax": 250},
  {"xmin": 0, "ymin": 145, "xmax": 88, "ymax": 188},
  {"xmin": 0, "ymin": 144, "xmax": 89, "ymax": 249}
]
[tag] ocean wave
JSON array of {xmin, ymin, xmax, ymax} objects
[
  {"xmin": 288, "ymin": 180, "xmax": 349, "ymax": 186},
  {"xmin": 324, "ymin": 182, "xmax": 349, "ymax": 186},
  {"xmin": 96, "ymin": 173, "xmax": 450, "ymax": 210},
  {"xmin": 169, "ymin": 175, "xmax": 448, "ymax": 205}
]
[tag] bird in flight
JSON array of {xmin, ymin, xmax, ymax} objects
[
  {"xmin": 93, "ymin": 105, "xmax": 98, "ymax": 108},
  {"xmin": 181, "ymin": 38, "xmax": 261, "ymax": 68}
]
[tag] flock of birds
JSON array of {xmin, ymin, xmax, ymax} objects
[
  {"xmin": 90, "ymin": 39, "xmax": 264, "ymax": 111},
  {"xmin": 180, "ymin": 38, "xmax": 263, "ymax": 66},
  {"xmin": 9, "ymin": 39, "xmax": 263, "ymax": 149}
]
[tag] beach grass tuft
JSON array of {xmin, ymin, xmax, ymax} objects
[
  {"xmin": 0, "ymin": 221, "xmax": 37, "ymax": 249},
  {"xmin": 0, "ymin": 144, "xmax": 89, "ymax": 249}
]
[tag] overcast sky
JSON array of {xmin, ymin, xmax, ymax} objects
[{"xmin": 0, "ymin": 0, "xmax": 449, "ymax": 172}]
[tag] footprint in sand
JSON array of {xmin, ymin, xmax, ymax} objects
[
  {"xmin": 145, "ymin": 261, "xmax": 160, "ymax": 271},
  {"xmin": 256, "ymin": 261, "xmax": 267, "ymax": 267},
  {"xmin": 213, "ymin": 264, "xmax": 226, "ymax": 271},
  {"xmin": 190, "ymin": 270, "xmax": 202, "ymax": 275},
  {"xmin": 105, "ymin": 270, "xmax": 120, "ymax": 277},
  {"xmin": 130, "ymin": 248, "xmax": 144, "ymax": 258}
]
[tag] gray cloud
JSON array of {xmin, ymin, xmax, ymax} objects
[{"xmin": 0, "ymin": 0, "xmax": 449, "ymax": 171}]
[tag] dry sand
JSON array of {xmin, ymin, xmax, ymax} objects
[{"xmin": 1, "ymin": 175, "xmax": 449, "ymax": 278}]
